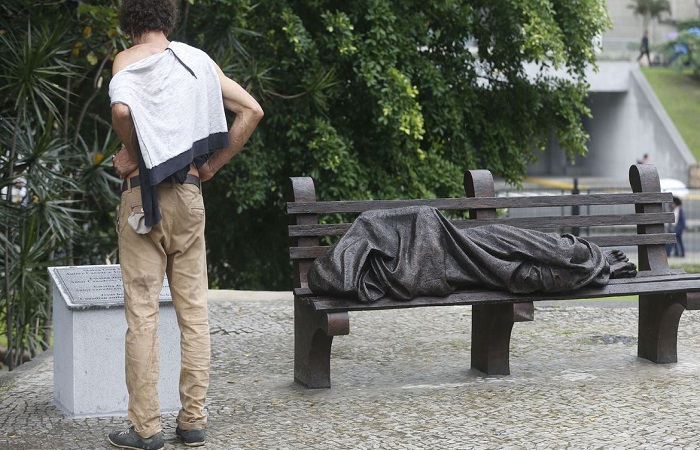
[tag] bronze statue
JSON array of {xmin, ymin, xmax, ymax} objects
[{"xmin": 308, "ymin": 206, "xmax": 637, "ymax": 303}]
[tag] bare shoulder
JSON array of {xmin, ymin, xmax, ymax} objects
[
  {"xmin": 112, "ymin": 44, "xmax": 168, "ymax": 75},
  {"xmin": 113, "ymin": 47, "xmax": 146, "ymax": 75}
]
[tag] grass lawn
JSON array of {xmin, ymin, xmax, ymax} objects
[
  {"xmin": 673, "ymin": 261, "xmax": 700, "ymax": 273},
  {"xmin": 641, "ymin": 67, "xmax": 700, "ymax": 161}
]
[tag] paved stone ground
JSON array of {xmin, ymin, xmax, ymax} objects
[{"xmin": 2, "ymin": 291, "xmax": 700, "ymax": 449}]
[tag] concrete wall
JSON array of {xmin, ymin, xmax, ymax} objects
[
  {"xmin": 626, "ymin": 67, "xmax": 696, "ymax": 180},
  {"xmin": 527, "ymin": 62, "xmax": 695, "ymax": 183},
  {"xmin": 583, "ymin": 92, "xmax": 634, "ymax": 176}
]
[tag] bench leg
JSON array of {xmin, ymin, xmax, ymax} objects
[
  {"xmin": 638, "ymin": 293, "xmax": 687, "ymax": 364},
  {"xmin": 294, "ymin": 300, "xmax": 349, "ymax": 389},
  {"xmin": 471, "ymin": 302, "xmax": 534, "ymax": 375}
]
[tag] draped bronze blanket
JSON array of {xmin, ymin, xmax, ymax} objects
[{"xmin": 308, "ymin": 206, "xmax": 614, "ymax": 303}]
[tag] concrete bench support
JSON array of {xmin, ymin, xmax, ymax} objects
[{"xmin": 49, "ymin": 265, "xmax": 181, "ymax": 417}]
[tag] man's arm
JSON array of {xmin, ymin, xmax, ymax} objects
[
  {"xmin": 199, "ymin": 63, "xmax": 264, "ymax": 182},
  {"xmin": 111, "ymin": 51, "xmax": 140, "ymax": 179},
  {"xmin": 111, "ymin": 104, "xmax": 140, "ymax": 178}
]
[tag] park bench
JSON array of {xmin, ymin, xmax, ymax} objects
[{"xmin": 287, "ymin": 164, "xmax": 700, "ymax": 388}]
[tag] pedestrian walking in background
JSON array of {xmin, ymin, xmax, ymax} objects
[
  {"xmin": 666, "ymin": 197, "xmax": 686, "ymax": 258},
  {"xmin": 637, "ymin": 30, "xmax": 651, "ymax": 65}
]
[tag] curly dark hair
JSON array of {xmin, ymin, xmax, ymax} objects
[{"xmin": 118, "ymin": 0, "xmax": 179, "ymax": 38}]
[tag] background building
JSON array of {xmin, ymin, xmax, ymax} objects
[
  {"xmin": 602, "ymin": 0, "xmax": 699, "ymax": 61},
  {"xmin": 527, "ymin": 1, "xmax": 699, "ymax": 183}
]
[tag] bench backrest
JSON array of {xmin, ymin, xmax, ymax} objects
[{"xmin": 287, "ymin": 164, "xmax": 675, "ymax": 289}]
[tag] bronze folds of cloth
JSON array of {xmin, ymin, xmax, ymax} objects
[{"xmin": 308, "ymin": 206, "xmax": 636, "ymax": 303}]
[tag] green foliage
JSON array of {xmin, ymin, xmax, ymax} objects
[
  {"xmin": 662, "ymin": 30, "xmax": 700, "ymax": 78},
  {"xmin": 676, "ymin": 18, "xmax": 700, "ymax": 32},
  {"xmin": 180, "ymin": 0, "xmax": 610, "ymax": 289},
  {"xmin": 0, "ymin": 0, "xmax": 121, "ymax": 369}
]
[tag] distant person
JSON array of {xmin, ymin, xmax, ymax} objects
[
  {"xmin": 1, "ymin": 177, "xmax": 28, "ymax": 206},
  {"xmin": 637, "ymin": 30, "xmax": 651, "ymax": 65},
  {"xmin": 666, "ymin": 197, "xmax": 686, "ymax": 257},
  {"xmin": 637, "ymin": 153, "xmax": 649, "ymax": 164}
]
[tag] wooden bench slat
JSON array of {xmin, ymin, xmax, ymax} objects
[
  {"xmin": 293, "ymin": 270, "xmax": 686, "ymax": 299},
  {"xmin": 295, "ymin": 273, "xmax": 700, "ymax": 312},
  {"xmin": 287, "ymin": 192, "xmax": 672, "ymax": 215},
  {"xmin": 288, "ymin": 212, "xmax": 674, "ymax": 238},
  {"xmin": 582, "ymin": 233, "xmax": 676, "ymax": 246},
  {"xmin": 452, "ymin": 212, "xmax": 673, "ymax": 230},
  {"xmin": 293, "ymin": 271, "xmax": 689, "ymax": 297},
  {"xmin": 289, "ymin": 232, "xmax": 676, "ymax": 260}
]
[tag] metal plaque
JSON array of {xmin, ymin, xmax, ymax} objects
[{"xmin": 49, "ymin": 265, "xmax": 171, "ymax": 310}]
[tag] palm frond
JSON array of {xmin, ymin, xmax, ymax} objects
[{"xmin": 0, "ymin": 22, "xmax": 78, "ymax": 125}]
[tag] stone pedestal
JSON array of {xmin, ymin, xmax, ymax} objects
[{"xmin": 49, "ymin": 265, "xmax": 181, "ymax": 417}]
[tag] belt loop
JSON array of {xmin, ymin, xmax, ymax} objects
[{"xmin": 121, "ymin": 176, "xmax": 140, "ymax": 194}]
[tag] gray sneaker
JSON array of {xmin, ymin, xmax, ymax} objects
[
  {"xmin": 176, "ymin": 426, "xmax": 206, "ymax": 447},
  {"xmin": 108, "ymin": 426, "xmax": 164, "ymax": 450}
]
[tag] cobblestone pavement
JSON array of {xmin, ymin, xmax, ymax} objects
[{"xmin": 2, "ymin": 291, "xmax": 700, "ymax": 449}]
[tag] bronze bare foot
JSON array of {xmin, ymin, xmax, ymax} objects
[{"xmin": 604, "ymin": 249, "xmax": 637, "ymax": 279}]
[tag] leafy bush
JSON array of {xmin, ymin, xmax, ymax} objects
[
  {"xmin": 663, "ymin": 29, "xmax": 700, "ymax": 77},
  {"xmin": 183, "ymin": 0, "xmax": 611, "ymax": 289},
  {"xmin": 0, "ymin": 0, "xmax": 121, "ymax": 369}
]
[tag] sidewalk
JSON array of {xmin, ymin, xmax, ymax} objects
[{"xmin": 2, "ymin": 290, "xmax": 700, "ymax": 449}]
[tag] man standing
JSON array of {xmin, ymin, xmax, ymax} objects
[{"xmin": 107, "ymin": 0, "xmax": 263, "ymax": 448}]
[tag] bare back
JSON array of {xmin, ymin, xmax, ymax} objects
[{"xmin": 112, "ymin": 39, "xmax": 170, "ymax": 76}]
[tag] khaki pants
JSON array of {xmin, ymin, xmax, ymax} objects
[{"xmin": 118, "ymin": 180, "xmax": 210, "ymax": 438}]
